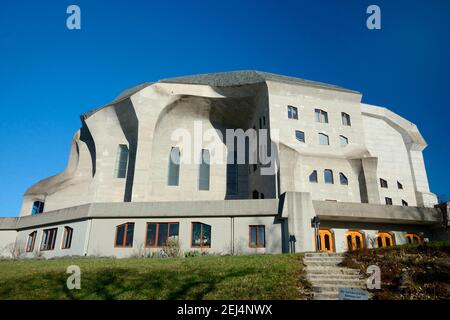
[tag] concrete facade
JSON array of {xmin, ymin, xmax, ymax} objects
[{"xmin": 0, "ymin": 70, "xmax": 448, "ymax": 258}]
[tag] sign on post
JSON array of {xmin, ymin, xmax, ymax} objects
[{"xmin": 338, "ymin": 288, "xmax": 369, "ymax": 300}]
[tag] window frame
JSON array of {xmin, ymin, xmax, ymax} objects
[
  {"xmin": 31, "ymin": 200, "xmax": 45, "ymax": 215},
  {"xmin": 26, "ymin": 231, "xmax": 37, "ymax": 252},
  {"xmin": 339, "ymin": 135, "xmax": 348, "ymax": 146},
  {"xmin": 339, "ymin": 172, "xmax": 348, "ymax": 185},
  {"xmin": 114, "ymin": 222, "xmax": 135, "ymax": 248},
  {"xmin": 315, "ymin": 109, "xmax": 328, "ymax": 123},
  {"xmin": 145, "ymin": 222, "xmax": 180, "ymax": 248},
  {"xmin": 405, "ymin": 233, "xmax": 422, "ymax": 245},
  {"xmin": 40, "ymin": 228, "xmax": 58, "ymax": 251},
  {"xmin": 249, "ymin": 225, "xmax": 266, "ymax": 248},
  {"xmin": 168, "ymin": 147, "xmax": 181, "ymax": 186},
  {"xmin": 114, "ymin": 144, "xmax": 129, "ymax": 179},
  {"xmin": 295, "ymin": 130, "xmax": 305, "ymax": 143},
  {"xmin": 380, "ymin": 178, "xmax": 388, "ymax": 188},
  {"xmin": 309, "ymin": 170, "xmax": 318, "ymax": 183},
  {"xmin": 318, "ymin": 133, "xmax": 330, "ymax": 145},
  {"xmin": 191, "ymin": 222, "xmax": 212, "ymax": 248},
  {"xmin": 376, "ymin": 231, "xmax": 395, "ymax": 248},
  {"xmin": 341, "ymin": 112, "xmax": 351, "ymax": 126},
  {"xmin": 324, "ymin": 169, "xmax": 334, "ymax": 184},
  {"xmin": 397, "ymin": 181, "xmax": 403, "ymax": 189},
  {"xmin": 287, "ymin": 105, "xmax": 298, "ymax": 120},
  {"xmin": 61, "ymin": 226, "xmax": 73, "ymax": 250},
  {"xmin": 385, "ymin": 197, "xmax": 393, "ymax": 205},
  {"xmin": 402, "ymin": 199, "xmax": 408, "ymax": 206}
]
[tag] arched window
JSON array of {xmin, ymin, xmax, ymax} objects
[
  {"xmin": 339, "ymin": 135, "xmax": 348, "ymax": 146},
  {"xmin": 309, "ymin": 170, "xmax": 318, "ymax": 183},
  {"xmin": 402, "ymin": 200, "xmax": 408, "ymax": 206},
  {"xmin": 341, "ymin": 112, "xmax": 351, "ymax": 126},
  {"xmin": 376, "ymin": 232, "xmax": 395, "ymax": 248},
  {"xmin": 406, "ymin": 233, "xmax": 422, "ymax": 244},
  {"xmin": 345, "ymin": 230, "xmax": 365, "ymax": 251},
  {"xmin": 31, "ymin": 201, "xmax": 45, "ymax": 215},
  {"xmin": 318, "ymin": 229, "xmax": 334, "ymax": 252},
  {"xmin": 114, "ymin": 144, "xmax": 129, "ymax": 178},
  {"xmin": 252, "ymin": 190, "xmax": 259, "ymax": 199},
  {"xmin": 339, "ymin": 173, "xmax": 348, "ymax": 185},
  {"xmin": 295, "ymin": 130, "xmax": 305, "ymax": 142},
  {"xmin": 168, "ymin": 147, "xmax": 180, "ymax": 186},
  {"xmin": 198, "ymin": 149, "xmax": 210, "ymax": 191},
  {"xmin": 324, "ymin": 169, "xmax": 334, "ymax": 184},
  {"xmin": 318, "ymin": 133, "xmax": 329, "ymax": 145}
]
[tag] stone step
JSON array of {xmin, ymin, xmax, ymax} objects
[
  {"xmin": 304, "ymin": 257, "xmax": 344, "ymax": 263},
  {"xmin": 313, "ymin": 292, "xmax": 340, "ymax": 300},
  {"xmin": 305, "ymin": 252, "xmax": 344, "ymax": 257},
  {"xmin": 313, "ymin": 284, "xmax": 366, "ymax": 293},
  {"xmin": 307, "ymin": 274, "xmax": 364, "ymax": 281},
  {"xmin": 309, "ymin": 278, "xmax": 366, "ymax": 287},
  {"xmin": 306, "ymin": 267, "xmax": 361, "ymax": 276},
  {"xmin": 303, "ymin": 260, "xmax": 343, "ymax": 267}
]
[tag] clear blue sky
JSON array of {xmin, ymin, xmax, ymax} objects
[{"xmin": 0, "ymin": 0, "xmax": 449, "ymax": 217}]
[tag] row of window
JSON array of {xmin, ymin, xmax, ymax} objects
[
  {"xmin": 380, "ymin": 178, "xmax": 403, "ymax": 190},
  {"xmin": 385, "ymin": 197, "xmax": 408, "ymax": 206},
  {"xmin": 309, "ymin": 170, "xmax": 348, "ymax": 185},
  {"xmin": 114, "ymin": 222, "xmax": 266, "ymax": 249},
  {"xmin": 317, "ymin": 229, "xmax": 422, "ymax": 252},
  {"xmin": 287, "ymin": 106, "xmax": 351, "ymax": 126},
  {"xmin": 26, "ymin": 226, "xmax": 73, "ymax": 252},
  {"xmin": 296, "ymin": 130, "xmax": 349, "ymax": 146}
]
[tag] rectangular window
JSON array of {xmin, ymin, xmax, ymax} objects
[
  {"xmin": 385, "ymin": 197, "xmax": 393, "ymax": 205},
  {"xmin": 199, "ymin": 149, "xmax": 210, "ymax": 191},
  {"xmin": 287, "ymin": 105, "xmax": 298, "ymax": 120},
  {"xmin": 31, "ymin": 201, "xmax": 45, "ymax": 215},
  {"xmin": 115, "ymin": 223, "xmax": 134, "ymax": 248},
  {"xmin": 168, "ymin": 147, "xmax": 181, "ymax": 186},
  {"xmin": 26, "ymin": 231, "xmax": 37, "ymax": 252},
  {"xmin": 191, "ymin": 222, "xmax": 211, "ymax": 248},
  {"xmin": 402, "ymin": 200, "xmax": 408, "ymax": 206},
  {"xmin": 145, "ymin": 222, "xmax": 179, "ymax": 247},
  {"xmin": 341, "ymin": 112, "xmax": 351, "ymax": 126},
  {"xmin": 397, "ymin": 181, "xmax": 403, "ymax": 189},
  {"xmin": 40, "ymin": 228, "xmax": 57, "ymax": 251},
  {"xmin": 114, "ymin": 144, "xmax": 129, "ymax": 178},
  {"xmin": 61, "ymin": 227, "xmax": 73, "ymax": 249},
  {"xmin": 380, "ymin": 178, "xmax": 388, "ymax": 188},
  {"xmin": 249, "ymin": 225, "xmax": 265, "ymax": 248},
  {"xmin": 315, "ymin": 109, "xmax": 328, "ymax": 123},
  {"xmin": 295, "ymin": 130, "xmax": 305, "ymax": 142}
]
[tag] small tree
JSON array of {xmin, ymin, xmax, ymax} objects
[{"xmin": 161, "ymin": 238, "xmax": 181, "ymax": 258}]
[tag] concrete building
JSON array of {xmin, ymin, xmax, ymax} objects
[{"xmin": 0, "ymin": 70, "xmax": 448, "ymax": 258}]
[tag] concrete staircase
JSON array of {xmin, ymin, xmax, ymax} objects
[{"xmin": 304, "ymin": 252, "xmax": 367, "ymax": 300}]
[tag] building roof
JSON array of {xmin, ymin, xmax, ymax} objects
[
  {"xmin": 82, "ymin": 70, "xmax": 359, "ymax": 119},
  {"xmin": 159, "ymin": 70, "xmax": 359, "ymax": 93}
]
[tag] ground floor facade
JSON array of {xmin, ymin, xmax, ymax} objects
[{"xmin": 0, "ymin": 193, "xmax": 449, "ymax": 259}]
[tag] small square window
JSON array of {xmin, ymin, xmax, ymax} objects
[
  {"xmin": 287, "ymin": 105, "xmax": 298, "ymax": 120},
  {"xmin": 397, "ymin": 181, "xmax": 403, "ymax": 189},
  {"xmin": 309, "ymin": 170, "xmax": 318, "ymax": 183},
  {"xmin": 385, "ymin": 197, "xmax": 393, "ymax": 205},
  {"xmin": 380, "ymin": 178, "xmax": 388, "ymax": 188}
]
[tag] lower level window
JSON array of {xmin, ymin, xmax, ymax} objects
[
  {"xmin": 41, "ymin": 228, "xmax": 57, "ymax": 251},
  {"xmin": 146, "ymin": 222, "xmax": 179, "ymax": 247},
  {"xmin": 249, "ymin": 225, "xmax": 265, "ymax": 248},
  {"xmin": 26, "ymin": 231, "xmax": 37, "ymax": 252},
  {"xmin": 385, "ymin": 197, "xmax": 393, "ymax": 205},
  {"xmin": 62, "ymin": 226, "xmax": 73, "ymax": 249},
  {"xmin": 115, "ymin": 222, "xmax": 135, "ymax": 247},
  {"xmin": 406, "ymin": 233, "xmax": 422, "ymax": 244},
  {"xmin": 191, "ymin": 222, "xmax": 211, "ymax": 248}
]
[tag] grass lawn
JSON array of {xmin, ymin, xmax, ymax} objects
[
  {"xmin": 0, "ymin": 254, "xmax": 309, "ymax": 300},
  {"xmin": 341, "ymin": 241, "xmax": 450, "ymax": 300}
]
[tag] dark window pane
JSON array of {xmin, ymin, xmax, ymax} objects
[
  {"xmin": 258, "ymin": 226, "xmax": 265, "ymax": 247},
  {"xmin": 355, "ymin": 236, "xmax": 361, "ymax": 249},
  {"xmin": 386, "ymin": 237, "xmax": 391, "ymax": 247},
  {"xmin": 377, "ymin": 237, "xmax": 383, "ymax": 248},
  {"xmin": 226, "ymin": 151, "xmax": 238, "ymax": 195},
  {"xmin": 125, "ymin": 223, "xmax": 134, "ymax": 247},
  {"xmin": 146, "ymin": 224, "xmax": 157, "ymax": 246},
  {"xmin": 116, "ymin": 225, "xmax": 125, "ymax": 246},
  {"xmin": 168, "ymin": 147, "xmax": 180, "ymax": 186},
  {"xmin": 169, "ymin": 223, "xmax": 179, "ymax": 238},
  {"xmin": 309, "ymin": 171, "xmax": 318, "ymax": 183},
  {"xmin": 324, "ymin": 170, "xmax": 333, "ymax": 184},
  {"xmin": 324, "ymin": 234, "xmax": 330, "ymax": 250},
  {"xmin": 340, "ymin": 173, "xmax": 348, "ymax": 185},
  {"xmin": 199, "ymin": 149, "xmax": 210, "ymax": 190},
  {"xmin": 250, "ymin": 226, "xmax": 257, "ymax": 246},
  {"xmin": 115, "ymin": 145, "xmax": 129, "ymax": 178},
  {"xmin": 202, "ymin": 224, "xmax": 211, "ymax": 247},
  {"xmin": 157, "ymin": 223, "xmax": 168, "ymax": 246},
  {"xmin": 295, "ymin": 130, "xmax": 305, "ymax": 142},
  {"xmin": 192, "ymin": 223, "xmax": 202, "ymax": 247}
]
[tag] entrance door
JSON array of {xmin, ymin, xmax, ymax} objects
[
  {"xmin": 346, "ymin": 230, "xmax": 364, "ymax": 251},
  {"xmin": 376, "ymin": 232, "xmax": 395, "ymax": 248},
  {"xmin": 318, "ymin": 229, "xmax": 334, "ymax": 252}
]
